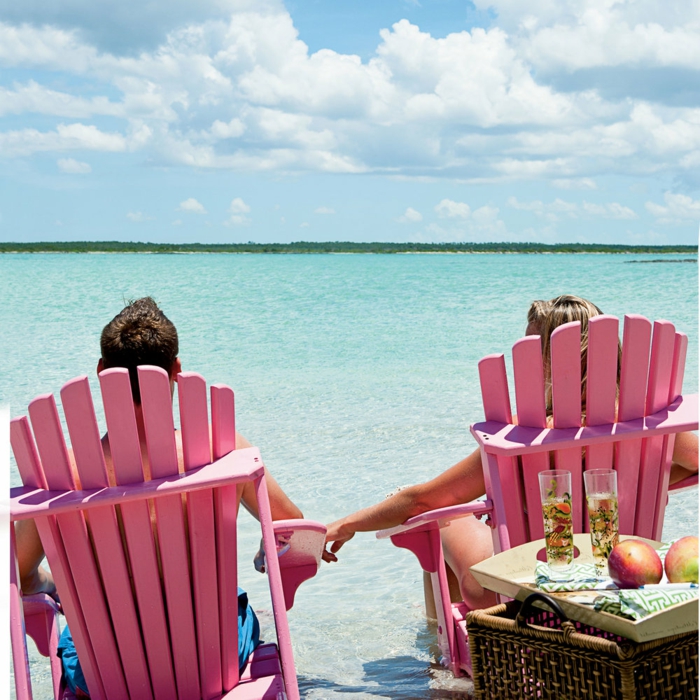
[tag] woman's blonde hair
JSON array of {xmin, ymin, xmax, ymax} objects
[
  {"xmin": 526, "ymin": 299, "xmax": 553, "ymax": 335},
  {"xmin": 540, "ymin": 295, "xmax": 611, "ymax": 414}
]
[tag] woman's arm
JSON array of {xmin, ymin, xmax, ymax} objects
[
  {"xmin": 669, "ymin": 431, "xmax": 699, "ymax": 486},
  {"xmin": 325, "ymin": 447, "xmax": 485, "ymax": 558}
]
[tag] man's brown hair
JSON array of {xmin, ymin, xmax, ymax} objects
[{"xmin": 100, "ymin": 297, "xmax": 178, "ymax": 403}]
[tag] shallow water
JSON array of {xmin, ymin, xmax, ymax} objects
[{"xmin": 3, "ymin": 252, "xmax": 697, "ymax": 699}]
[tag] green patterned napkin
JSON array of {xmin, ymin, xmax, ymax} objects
[
  {"xmin": 535, "ymin": 561, "xmax": 613, "ymax": 592},
  {"xmin": 593, "ymin": 588, "xmax": 697, "ymax": 620}
]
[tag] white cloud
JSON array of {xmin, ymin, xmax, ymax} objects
[
  {"xmin": 300, "ymin": 221, "xmax": 309, "ymax": 227},
  {"xmin": 57, "ymin": 157, "xmax": 91, "ymax": 173},
  {"xmin": 224, "ymin": 197, "xmax": 251, "ymax": 225},
  {"xmin": 0, "ymin": 0, "xmax": 284, "ymax": 55},
  {"xmin": 418, "ymin": 205, "xmax": 508, "ymax": 241},
  {"xmin": 507, "ymin": 196, "xmax": 638, "ymax": 222},
  {"xmin": 397, "ymin": 207, "xmax": 423, "ymax": 223},
  {"xmin": 229, "ymin": 197, "xmax": 251, "ymax": 214},
  {"xmin": 0, "ymin": 81, "xmax": 123, "ymax": 118},
  {"xmin": 435, "ymin": 199, "xmax": 470, "ymax": 219},
  {"xmin": 210, "ymin": 118, "xmax": 246, "ymax": 140},
  {"xmin": 552, "ymin": 178, "xmax": 597, "ymax": 190},
  {"xmin": 127, "ymin": 211, "xmax": 154, "ymax": 222},
  {"xmin": 177, "ymin": 198, "xmax": 207, "ymax": 214},
  {"xmin": 314, "ymin": 206, "xmax": 336, "ymax": 214},
  {"xmin": 645, "ymin": 192, "xmax": 700, "ymax": 224},
  {"xmin": 0, "ymin": 123, "xmax": 127, "ymax": 157},
  {"xmin": 522, "ymin": 6, "xmax": 700, "ymax": 74},
  {"xmin": 582, "ymin": 201, "xmax": 638, "ymax": 220}
]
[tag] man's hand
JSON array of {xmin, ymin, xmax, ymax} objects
[
  {"xmin": 323, "ymin": 519, "xmax": 355, "ymax": 562},
  {"xmin": 253, "ymin": 540, "xmax": 266, "ymax": 573}
]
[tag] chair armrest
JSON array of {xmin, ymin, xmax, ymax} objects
[
  {"xmin": 272, "ymin": 520, "xmax": 327, "ymax": 611},
  {"xmin": 376, "ymin": 500, "xmax": 493, "ymax": 540},
  {"xmin": 471, "ymin": 394, "xmax": 698, "ymax": 456},
  {"xmin": 11, "ymin": 447, "xmax": 265, "ymax": 521}
]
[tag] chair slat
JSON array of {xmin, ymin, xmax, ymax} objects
[
  {"xmin": 99, "ymin": 369, "xmax": 145, "ymax": 485},
  {"xmin": 496, "ymin": 454, "xmax": 529, "ymax": 547},
  {"xmin": 30, "ymin": 398, "xmax": 126, "ymax": 700},
  {"xmin": 668, "ymin": 332, "xmax": 688, "ymax": 403},
  {"xmin": 179, "ymin": 371, "xmax": 212, "ymax": 469},
  {"xmin": 212, "ymin": 384, "xmax": 240, "ymax": 692},
  {"xmin": 618, "ymin": 315, "xmax": 651, "ymax": 422},
  {"xmin": 550, "ymin": 322, "xmax": 582, "ymax": 429},
  {"xmin": 652, "ymin": 332, "xmax": 689, "ymax": 540},
  {"xmin": 28, "ymin": 395, "xmax": 75, "ymax": 490},
  {"xmin": 636, "ymin": 321, "xmax": 676, "ymax": 538},
  {"xmin": 585, "ymin": 316, "xmax": 619, "ymax": 426},
  {"xmin": 478, "ymin": 355, "xmax": 512, "ymax": 424},
  {"xmin": 11, "ymin": 527, "xmax": 34, "ymax": 700},
  {"xmin": 615, "ymin": 315, "xmax": 651, "ymax": 534},
  {"xmin": 60, "ymin": 377, "xmax": 110, "ymax": 490},
  {"xmin": 100, "ymin": 369, "xmax": 177, "ymax": 700},
  {"xmin": 212, "ymin": 383, "xmax": 237, "ymax": 457},
  {"xmin": 10, "ymin": 417, "xmax": 47, "ymax": 490},
  {"xmin": 179, "ymin": 372, "xmax": 223, "ymax": 699},
  {"xmin": 61, "ymin": 376, "xmax": 155, "ymax": 700},
  {"xmin": 646, "ymin": 321, "xmax": 677, "ymax": 415},
  {"xmin": 585, "ymin": 316, "xmax": 618, "ymax": 473},
  {"xmin": 513, "ymin": 337, "xmax": 546, "ymax": 429},
  {"xmin": 554, "ymin": 448, "xmax": 584, "ymax": 533},
  {"xmin": 139, "ymin": 366, "xmax": 201, "ymax": 700},
  {"xmin": 521, "ymin": 453, "xmax": 549, "ymax": 541},
  {"xmin": 480, "ymin": 452, "xmax": 513, "ymax": 554}
]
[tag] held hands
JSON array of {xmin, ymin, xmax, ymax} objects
[{"xmin": 323, "ymin": 519, "xmax": 356, "ymax": 563}]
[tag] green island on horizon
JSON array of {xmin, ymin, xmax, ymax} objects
[{"xmin": 0, "ymin": 241, "xmax": 697, "ymax": 256}]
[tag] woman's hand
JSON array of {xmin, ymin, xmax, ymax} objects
[{"xmin": 323, "ymin": 519, "xmax": 355, "ymax": 562}]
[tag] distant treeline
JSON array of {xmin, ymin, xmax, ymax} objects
[{"xmin": 0, "ymin": 241, "xmax": 697, "ymax": 255}]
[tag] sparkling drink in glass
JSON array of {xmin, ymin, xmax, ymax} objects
[
  {"xmin": 584, "ymin": 469, "xmax": 619, "ymax": 576},
  {"xmin": 538, "ymin": 470, "xmax": 574, "ymax": 580}
]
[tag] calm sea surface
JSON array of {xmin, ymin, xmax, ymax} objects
[{"xmin": 3, "ymin": 253, "xmax": 697, "ymax": 699}]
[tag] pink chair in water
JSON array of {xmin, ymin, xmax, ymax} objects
[
  {"xmin": 377, "ymin": 314, "xmax": 698, "ymax": 677},
  {"xmin": 10, "ymin": 367, "xmax": 326, "ymax": 700}
]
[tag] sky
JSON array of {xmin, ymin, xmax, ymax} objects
[{"xmin": 1, "ymin": 0, "xmax": 699, "ymax": 245}]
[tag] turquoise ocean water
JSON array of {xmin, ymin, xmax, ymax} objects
[{"xmin": 3, "ymin": 252, "xmax": 697, "ymax": 699}]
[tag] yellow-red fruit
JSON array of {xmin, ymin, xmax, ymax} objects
[
  {"xmin": 665, "ymin": 536, "xmax": 698, "ymax": 584},
  {"xmin": 608, "ymin": 540, "xmax": 663, "ymax": 589}
]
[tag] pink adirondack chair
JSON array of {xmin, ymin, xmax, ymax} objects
[
  {"xmin": 377, "ymin": 314, "xmax": 698, "ymax": 677},
  {"xmin": 10, "ymin": 366, "xmax": 326, "ymax": 700}
]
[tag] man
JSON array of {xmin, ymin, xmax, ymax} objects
[{"xmin": 16, "ymin": 297, "xmax": 306, "ymax": 694}]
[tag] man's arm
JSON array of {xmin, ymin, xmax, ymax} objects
[
  {"xmin": 236, "ymin": 431, "xmax": 304, "ymax": 521},
  {"xmin": 15, "ymin": 519, "xmax": 56, "ymax": 597},
  {"xmin": 324, "ymin": 447, "xmax": 485, "ymax": 559}
]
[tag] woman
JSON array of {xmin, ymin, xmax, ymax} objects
[{"xmin": 324, "ymin": 295, "xmax": 698, "ymax": 610}]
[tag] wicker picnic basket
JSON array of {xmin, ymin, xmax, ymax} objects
[{"xmin": 466, "ymin": 593, "xmax": 698, "ymax": 700}]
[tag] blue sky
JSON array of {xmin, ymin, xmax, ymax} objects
[{"xmin": 1, "ymin": 0, "xmax": 699, "ymax": 245}]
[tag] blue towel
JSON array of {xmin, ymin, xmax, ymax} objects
[{"xmin": 58, "ymin": 587, "xmax": 261, "ymax": 696}]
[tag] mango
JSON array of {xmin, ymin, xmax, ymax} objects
[
  {"xmin": 608, "ymin": 539, "xmax": 663, "ymax": 589},
  {"xmin": 664, "ymin": 536, "xmax": 699, "ymax": 584}
]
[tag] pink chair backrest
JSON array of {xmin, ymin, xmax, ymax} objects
[
  {"xmin": 476, "ymin": 314, "xmax": 690, "ymax": 553},
  {"xmin": 11, "ymin": 366, "xmax": 241, "ymax": 700}
]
